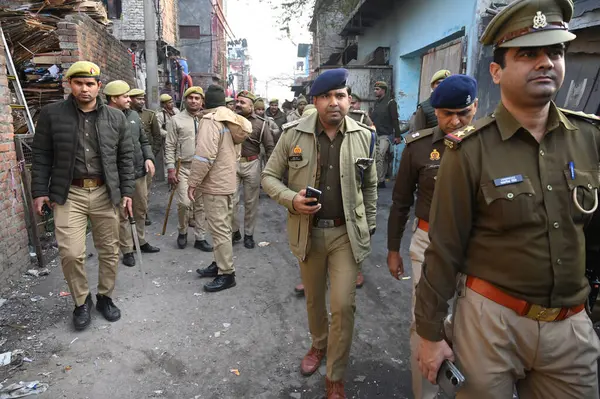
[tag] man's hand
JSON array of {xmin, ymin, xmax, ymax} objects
[
  {"xmin": 387, "ymin": 251, "xmax": 404, "ymax": 280},
  {"xmin": 145, "ymin": 160, "xmax": 155, "ymax": 177},
  {"xmin": 394, "ymin": 137, "xmax": 402, "ymax": 144},
  {"xmin": 33, "ymin": 196, "xmax": 52, "ymax": 216},
  {"xmin": 188, "ymin": 186, "xmax": 196, "ymax": 202},
  {"xmin": 417, "ymin": 337, "xmax": 455, "ymax": 384},
  {"xmin": 167, "ymin": 168, "xmax": 179, "ymax": 185},
  {"xmin": 292, "ymin": 189, "xmax": 321, "ymax": 215},
  {"xmin": 122, "ymin": 197, "xmax": 133, "ymax": 218}
]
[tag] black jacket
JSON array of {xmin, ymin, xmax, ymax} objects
[
  {"xmin": 124, "ymin": 109, "xmax": 154, "ymax": 179},
  {"xmin": 31, "ymin": 95, "xmax": 135, "ymax": 205},
  {"xmin": 370, "ymin": 95, "xmax": 401, "ymax": 137}
]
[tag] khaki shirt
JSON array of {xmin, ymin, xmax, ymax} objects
[
  {"xmin": 156, "ymin": 107, "xmax": 180, "ymax": 140},
  {"xmin": 348, "ymin": 110, "xmax": 373, "ymax": 127},
  {"xmin": 415, "ymin": 102, "xmax": 600, "ymax": 342},
  {"xmin": 241, "ymin": 113, "xmax": 275, "ymax": 160},
  {"xmin": 388, "ymin": 126, "xmax": 446, "ymax": 251},
  {"xmin": 73, "ymin": 107, "xmax": 102, "ymax": 178},
  {"xmin": 138, "ymin": 109, "xmax": 162, "ymax": 155},
  {"xmin": 165, "ymin": 109, "xmax": 200, "ymax": 169}
]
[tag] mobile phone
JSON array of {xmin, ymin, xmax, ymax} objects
[
  {"xmin": 437, "ymin": 360, "xmax": 465, "ymax": 396},
  {"xmin": 305, "ymin": 186, "xmax": 322, "ymax": 206}
]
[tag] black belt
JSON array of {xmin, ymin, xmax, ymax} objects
[{"xmin": 313, "ymin": 218, "xmax": 345, "ymax": 228}]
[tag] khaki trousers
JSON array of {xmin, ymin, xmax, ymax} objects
[
  {"xmin": 176, "ymin": 163, "xmax": 206, "ymax": 240},
  {"xmin": 408, "ymin": 226, "xmax": 439, "ymax": 399},
  {"xmin": 300, "ymin": 225, "xmax": 359, "ymax": 381},
  {"xmin": 376, "ymin": 135, "xmax": 390, "ymax": 183},
  {"xmin": 203, "ymin": 193, "xmax": 235, "ymax": 275},
  {"xmin": 119, "ymin": 176, "xmax": 148, "ymax": 254},
  {"xmin": 232, "ymin": 159, "xmax": 261, "ymax": 236},
  {"xmin": 54, "ymin": 185, "xmax": 120, "ymax": 306},
  {"xmin": 453, "ymin": 283, "xmax": 600, "ymax": 399}
]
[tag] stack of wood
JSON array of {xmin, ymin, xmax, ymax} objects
[{"xmin": 1, "ymin": 0, "xmax": 109, "ymax": 25}]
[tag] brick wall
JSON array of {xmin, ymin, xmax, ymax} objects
[
  {"xmin": 0, "ymin": 40, "xmax": 32, "ymax": 281},
  {"xmin": 110, "ymin": 0, "xmax": 178, "ymax": 46},
  {"xmin": 58, "ymin": 14, "xmax": 136, "ymax": 95}
]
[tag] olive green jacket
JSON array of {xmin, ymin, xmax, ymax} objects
[{"xmin": 261, "ymin": 112, "xmax": 377, "ymax": 263}]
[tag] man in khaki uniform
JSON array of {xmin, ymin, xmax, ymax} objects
[
  {"xmin": 189, "ymin": 85, "xmax": 252, "ymax": 292},
  {"xmin": 105, "ymin": 81, "xmax": 160, "ymax": 268},
  {"xmin": 254, "ymin": 98, "xmax": 281, "ymax": 143},
  {"xmin": 165, "ymin": 86, "xmax": 212, "ymax": 252},
  {"xmin": 410, "ymin": 70, "xmax": 451, "ymax": 132},
  {"xmin": 415, "ymin": 1, "xmax": 600, "ymax": 398},
  {"xmin": 129, "ymin": 88, "xmax": 162, "ymax": 226},
  {"xmin": 156, "ymin": 93, "xmax": 180, "ymax": 179},
  {"xmin": 262, "ymin": 69, "xmax": 377, "ymax": 399},
  {"xmin": 286, "ymin": 95, "xmax": 308, "ymax": 123},
  {"xmin": 232, "ymin": 91, "xmax": 275, "ymax": 248},
  {"xmin": 266, "ymin": 98, "xmax": 288, "ymax": 130},
  {"xmin": 348, "ymin": 91, "xmax": 374, "ymax": 127},
  {"xmin": 31, "ymin": 62, "xmax": 134, "ymax": 330},
  {"xmin": 387, "ymin": 75, "xmax": 478, "ymax": 399},
  {"xmin": 225, "ymin": 97, "xmax": 235, "ymax": 111}
]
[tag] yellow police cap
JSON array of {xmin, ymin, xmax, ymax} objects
[
  {"xmin": 225, "ymin": 97, "xmax": 235, "ymax": 103},
  {"xmin": 128, "ymin": 88, "xmax": 145, "ymax": 97},
  {"xmin": 160, "ymin": 93, "xmax": 172, "ymax": 102},
  {"xmin": 104, "ymin": 80, "xmax": 131, "ymax": 96},
  {"xmin": 481, "ymin": 0, "xmax": 576, "ymax": 48},
  {"xmin": 269, "ymin": 98, "xmax": 279, "ymax": 105},
  {"xmin": 430, "ymin": 70, "xmax": 452, "ymax": 86},
  {"xmin": 254, "ymin": 98, "xmax": 265, "ymax": 108},
  {"xmin": 65, "ymin": 61, "xmax": 101, "ymax": 79},
  {"xmin": 296, "ymin": 95, "xmax": 308, "ymax": 105},
  {"xmin": 183, "ymin": 86, "xmax": 204, "ymax": 98},
  {"xmin": 237, "ymin": 90, "xmax": 256, "ymax": 102}
]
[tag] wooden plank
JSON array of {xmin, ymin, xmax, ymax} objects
[{"xmin": 419, "ymin": 40, "xmax": 463, "ymax": 103}]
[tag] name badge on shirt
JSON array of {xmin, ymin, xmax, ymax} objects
[
  {"xmin": 288, "ymin": 155, "xmax": 303, "ymax": 161},
  {"xmin": 493, "ymin": 174, "xmax": 523, "ymax": 187}
]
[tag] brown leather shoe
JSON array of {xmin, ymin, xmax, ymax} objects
[
  {"xmin": 356, "ymin": 272, "xmax": 364, "ymax": 288},
  {"xmin": 326, "ymin": 378, "xmax": 346, "ymax": 399},
  {"xmin": 300, "ymin": 346, "xmax": 326, "ymax": 376},
  {"xmin": 294, "ymin": 283, "xmax": 305, "ymax": 296}
]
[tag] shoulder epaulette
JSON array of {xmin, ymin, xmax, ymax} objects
[
  {"xmin": 404, "ymin": 128, "xmax": 435, "ymax": 145},
  {"xmin": 444, "ymin": 115, "xmax": 496, "ymax": 150},
  {"xmin": 281, "ymin": 120, "xmax": 301, "ymax": 131},
  {"xmin": 559, "ymin": 108, "xmax": 600, "ymax": 124},
  {"xmin": 143, "ymin": 108, "xmax": 156, "ymax": 115}
]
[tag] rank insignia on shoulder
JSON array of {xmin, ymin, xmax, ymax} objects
[{"xmin": 444, "ymin": 125, "xmax": 477, "ymax": 149}]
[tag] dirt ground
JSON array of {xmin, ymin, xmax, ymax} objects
[{"xmin": 0, "ymin": 181, "xmax": 418, "ymax": 399}]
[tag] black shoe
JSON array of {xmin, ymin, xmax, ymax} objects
[
  {"xmin": 145, "ymin": 217, "xmax": 152, "ymax": 226},
  {"xmin": 378, "ymin": 181, "xmax": 386, "ymax": 189},
  {"xmin": 194, "ymin": 240, "xmax": 214, "ymax": 252},
  {"xmin": 96, "ymin": 294, "xmax": 121, "ymax": 322},
  {"xmin": 196, "ymin": 261, "xmax": 218, "ymax": 277},
  {"xmin": 123, "ymin": 252, "xmax": 135, "ymax": 267},
  {"xmin": 232, "ymin": 230, "xmax": 242, "ymax": 243},
  {"xmin": 177, "ymin": 233, "xmax": 188, "ymax": 249},
  {"xmin": 244, "ymin": 235, "xmax": 255, "ymax": 249},
  {"xmin": 73, "ymin": 294, "xmax": 93, "ymax": 331},
  {"xmin": 204, "ymin": 274, "xmax": 236, "ymax": 292},
  {"xmin": 140, "ymin": 243, "xmax": 160, "ymax": 253}
]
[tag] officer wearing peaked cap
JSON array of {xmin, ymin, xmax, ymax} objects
[
  {"xmin": 388, "ymin": 74, "xmax": 478, "ymax": 399},
  {"xmin": 262, "ymin": 68, "xmax": 377, "ymax": 399},
  {"xmin": 414, "ymin": 1, "xmax": 600, "ymax": 398}
]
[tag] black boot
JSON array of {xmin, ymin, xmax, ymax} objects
[
  {"xmin": 140, "ymin": 243, "xmax": 160, "ymax": 253},
  {"xmin": 96, "ymin": 294, "xmax": 121, "ymax": 322},
  {"xmin": 232, "ymin": 230, "xmax": 242, "ymax": 243},
  {"xmin": 196, "ymin": 261, "xmax": 218, "ymax": 277},
  {"xmin": 194, "ymin": 240, "xmax": 214, "ymax": 252},
  {"xmin": 145, "ymin": 217, "xmax": 152, "ymax": 226},
  {"xmin": 122, "ymin": 252, "xmax": 135, "ymax": 267},
  {"xmin": 244, "ymin": 235, "xmax": 255, "ymax": 249},
  {"xmin": 177, "ymin": 233, "xmax": 188, "ymax": 249},
  {"xmin": 73, "ymin": 294, "xmax": 93, "ymax": 331},
  {"xmin": 204, "ymin": 274, "xmax": 236, "ymax": 292}
]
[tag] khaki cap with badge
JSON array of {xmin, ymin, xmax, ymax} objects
[
  {"xmin": 237, "ymin": 90, "xmax": 256, "ymax": 102},
  {"xmin": 104, "ymin": 80, "xmax": 130, "ymax": 97},
  {"xmin": 481, "ymin": 0, "xmax": 576, "ymax": 47},
  {"xmin": 65, "ymin": 61, "xmax": 101, "ymax": 79},
  {"xmin": 269, "ymin": 98, "xmax": 279, "ymax": 105},
  {"xmin": 254, "ymin": 98, "xmax": 265, "ymax": 108},
  {"xmin": 374, "ymin": 81, "xmax": 388, "ymax": 89},
  {"xmin": 430, "ymin": 69, "xmax": 451, "ymax": 86},
  {"xmin": 128, "ymin": 88, "xmax": 145, "ymax": 97},
  {"xmin": 160, "ymin": 93, "xmax": 172, "ymax": 103},
  {"xmin": 183, "ymin": 86, "xmax": 204, "ymax": 98}
]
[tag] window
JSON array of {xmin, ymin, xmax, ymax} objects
[{"xmin": 179, "ymin": 25, "xmax": 201, "ymax": 40}]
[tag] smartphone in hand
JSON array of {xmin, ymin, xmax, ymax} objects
[
  {"xmin": 305, "ymin": 186, "xmax": 322, "ymax": 207},
  {"xmin": 437, "ymin": 360, "xmax": 465, "ymax": 396}
]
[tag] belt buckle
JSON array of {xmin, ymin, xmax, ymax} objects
[
  {"xmin": 317, "ymin": 219, "xmax": 334, "ymax": 228},
  {"xmin": 83, "ymin": 178, "xmax": 96, "ymax": 188},
  {"xmin": 526, "ymin": 304, "xmax": 561, "ymax": 321}
]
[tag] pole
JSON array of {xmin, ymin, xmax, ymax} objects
[{"xmin": 144, "ymin": 0, "xmax": 159, "ymax": 110}]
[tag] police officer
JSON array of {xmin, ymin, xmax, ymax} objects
[
  {"xmin": 348, "ymin": 90, "xmax": 374, "ymax": 127},
  {"xmin": 266, "ymin": 98, "xmax": 288, "ymax": 130},
  {"xmin": 415, "ymin": 1, "xmax": 600, "ymax": 398},
  {"xmin": 287, "ymin": 95, "xmax": 308, "ymax": 122},
  {"xmin": 189, "ymin": 85, "xmax": 252, "ymax": 292},
  {"xmin": 232, "ymin": 91, "xmax": 275, "ymax": 248},
  {"xmin": 410, "ymin": 70, "xmax": 451, "ymax": 132},
  {"xmin": 387, "ymin": 75, "xmax": 478, "ymax": 399},
  {"xmin": 225, "ymin": 97, "xmax": 235, "ymax": 111},
  {"xmin": 165, "ymin": 87, "xmax": 212, "ymax": 252},
  {"xmin": 31, "ymin": 61, "xmax": 134, "ymax": 330},
  {"xmin": 128, "ymin": 88, "xmax": 162, "ymax": 226},
  {"xmin": 156, "ymin": 93, "xmax": 180, "ymax": 179},
  {"xmin": 262, "ymin": 68, "xmax": 377, "ymax": 399},
  {"xmin": 105, "ymin": 81, "xmax": 160, "ymax": 267},
  {"xmin": 369, "ymin": 81, "xmax": 402, "ymax": 188},
  {"xmin": 254, "ymin": 98, "xmax": 281, "ymax": 142}
]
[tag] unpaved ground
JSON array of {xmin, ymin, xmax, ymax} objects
[{"xmin": 0, "ymin": 182, "xmax": 417, "ymax": 399}]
